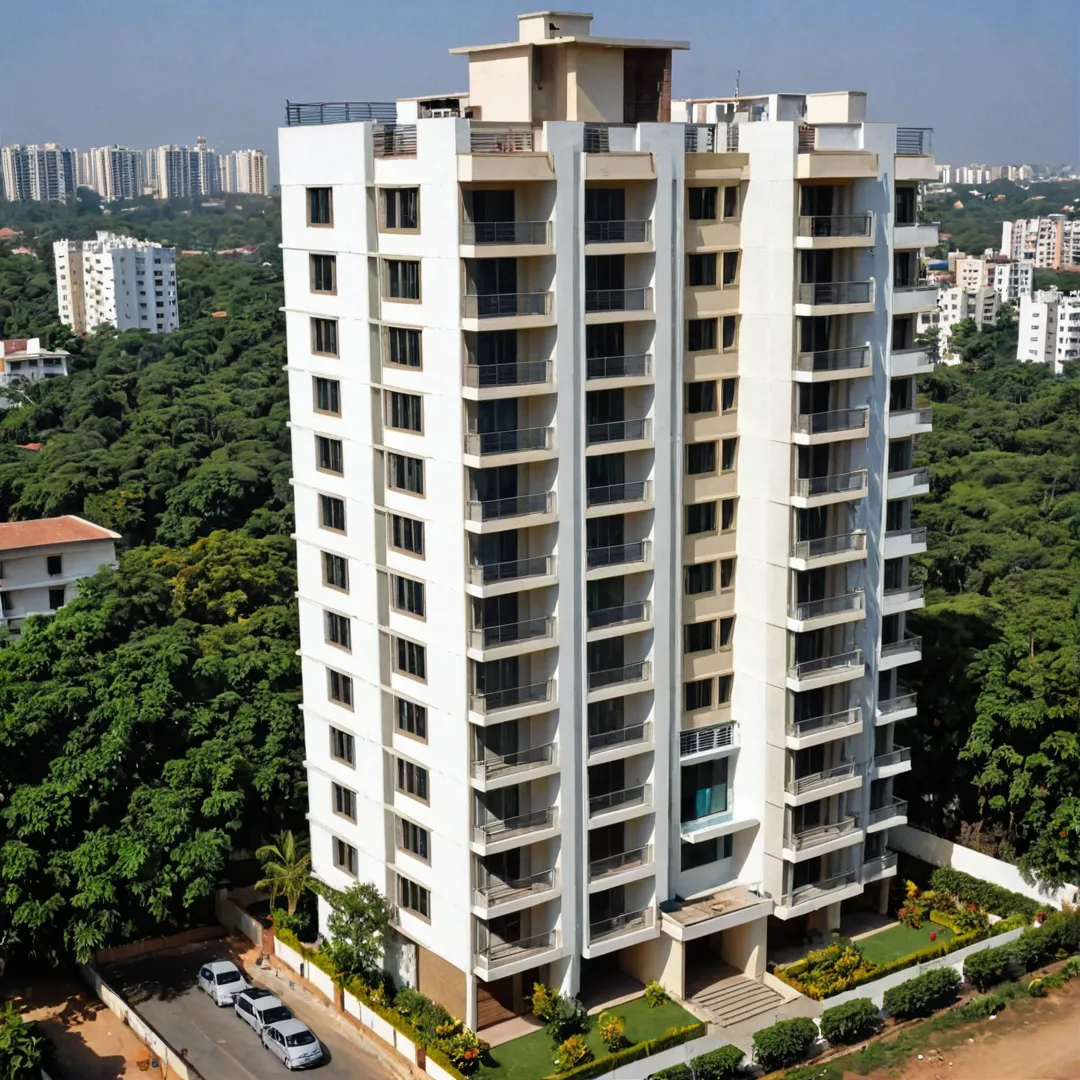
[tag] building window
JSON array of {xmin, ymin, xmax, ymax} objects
[
  {"xmin": 686, "ymin": 442, "xmax": 717, "ymax": 475},
  {"xmin": 684, "ymin": 621, "xmax": 715, "ymax": 655},
  {"xmin": 398, "ymin": 818, "xmax": 430, "ymax": 861},
  {"xmin": 314, "ymin": 376, "xmax": 341, "ymax": 415},
  {"xmin": 393, "ymin": 637, "xmax": 427, "ymax": 680},
  {"xmin": 688, "ymin": 187, "xmax": 717, "ymax": 220},
  {"xmin": 721, "ymin": 315, "xmax": 737, "ymax": 350},
  {"xmin": 684, "ymin": 562, "xmax": 715, "ymax": 595},
  {"xmin": 325, "ymin": 610, "xmax": 351, "ymax": 650},
  {"xmin": 681, "ymin": 834, "xmax": 732, "ymax": 871},
  {"xmin": 721, "ymin": 377, "xmax": 737, "ymax": 411},
  {"xmin": 390, "ymin": 514, "xmax": 425, "ymax": 556},
  {"xmin": 684, "ymin": 678, "xmax": 713, "ymax": 712},
  {"xmin": 397, "ymin": 874, "xmax": 430, "ymax": 918},
  {"xmin": 328, "ymin": 668, "xmax": 353, "ymax": 707},
  {"xmin": 311, "ymin": 253, "xmax": 336, "ymax": 293},
  {"xmin": 384, "ymin": 259, "xmax": 421, "ymax": 300},
  {"xmin": 391, "ymin": 575, "xmax": 425, "ymax": 617},
  {"xmin": 688, "ymin": 253, "xmax": 716, "ymax": 287},
  {"xmin": 396, "ymin": 757, "xmax": 429, "ymax": 800},
  {"xmin": 688, "ymin": 318, "xmax": 716, "ymax": 352},
  {"xmin": 721, "ymin": 498, "xmax": 737, "ymax": 530},
  {"xmin": 385, "ymin": 326, "xmax": 422, "ymax": 368},
  {"xmin": 333, "ymin": 837, "xmax": 357, "ymax": 876},
  {"xmin": 316, "ymin": 435, "xmax": 343, "ymax": 474},
  {"xmin": 330, "ymin": 726, "xmax": 355, "ymax": 765},
  {"xmin": 323, "ymin": 551, "xmax": 348, "ymax": 591},
  {"xmin": 312, "ymin": 317, "xmax": 339, "ymax": 356},
  {"xmin": 396, "ymin": 697, "xmax": 428, "ymax": 740},
  {"xmin": 717, "ymin": 674, "xmax": 733, "ymax": 704},
  {"xmin": 721, "ymin": 437, "xmax": 737, "ymax": 471},
  {"xmin": 48, "ymin": 587, "xmax": 65, "ymax": 610},
  {"xmin": 681, "ymin": 757, "xmax": 729, "ymax": 824},
  {"xmin": 320, "ymin": 494, "xmax": 346, "ymax": 532},
  {"xmin": 385, "ymin": 391, "xmax": 423, "ymax": 433},
  {"xmin": 719, "ymin": 616, "xmax": 735, "ymax": 647},
  {"xmin": 46, "ymin": 555, "xmax": 62, "ymax": 576},
  {"xmin": 333, "ymin": 783, "xmax": 357, "ymax": 821},
  {"xmin": 720, "ymin": 557, "xmax": 735, "ymax": 589},
  {"xmin": 308, "ymin": 187, "xmax": 333, "ymax": 226},
  {"xmin": 388, "ymin": 453, "xmax": 424, "ymax": 495},
  {"xmin": 382, "ymin": 188, "xmax": 419, "ymax": 230},
  {"xmin": 686, "ymin": 381, "xmax": 716, "ymax": 414},
  {"xmin": 722, "ymin": 251, "xmax": 739, "ymax": 286},
  {"xmin": 723, "ymin": 185, "xmax": 739, "ymax": 220},
  {"xmin": 686, "ymin": 501, "xmax": 717, "ymax": 535}
]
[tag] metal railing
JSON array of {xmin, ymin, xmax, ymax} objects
[
  {"xmin": 476, "ymin": 929, "xmax": 557, "ymax": 966},
  {"xmin": 881, "ymin": 636, "xmax": 922, "ymax": 658},
  {"xmin": 873, "ymin": 745, "xmax": 912, "ymax": 769},
  {"xmin": 463, "ymin": 360, "xmax": 551, "ymax": 389},
  {"xmin": 789, "ymin": 649, "xmax": 863, "ymax": 680},
  {"xmin": 587, "ymin": 600, "xmax": 651, "ymax": 631},
  {"xmin": 790, "ymin": 590, "xmax": 865, "ymax": 622},
  {"xmin": 884, "ymin": 584, "xmax": 925, "ymax": 605},
  {"xmin": 588, "ymin": 721, "xmax": 652, "ymax": 753},
  {"xmin": 786, "ymin": 761, "xmax": 859, "ymax": 796},
  {"xmin": 797, "ymin": 126, "xmax": 817, "ymax": 152},
  {"xmin": 585, "ymin": 288, "xmax": 652, "ymax": 313},
  {"xmin": 585, "ymin": 220, "xmax": 651, "ymax": 244},
  {"xmin": 472, "ymin": 742, "xmax": 556, "ymax": 780},
  {"xmin": 589, "ymin": 783, "xmax": 651, "ymax": 817},
  {"xmin": 896, "ymin": 127, "xmax": 932, "ymax": 154},
  {"xmin": 587, "ymin": 353, "xmax": 652, "ymax": 380},
  {"xmin": 466, "ymin": 492, "xmax": 553, "ymax": 522},
  {"xmin": 590, "ymin": 906, "xmax": 654, "ymax": 943},
  {"xmin": 589, "ymin": 845, "xmax": 652, "ymax": 880},
  {"xmin": 470, "ymin": 129, "xmax": 535, "ymax": 153},
  {"xmin": 467, "ymin": 554, "xmax": 553, "ymax": 587},
  {"xmin": 792, "ymin": 470, "xmax": 867, "ymax": 499},
  {"xmin": 474, "ymin": 807, "xmax": 556, "ymax": 843},
  {"xmin": 469, "ymin": 616, "xmax": 553, "ymax": 650},
  {"xmin": 588, "ymin": 661, "xmax": 651, "ymax": 692},
  {"xmin": 462, "ymin": 292, "xmax": 552, "ymax": 319},
  {"xmin": 792, "ymin": 532, "xmax": 866, "ymax": 561},
  {"xmin": 891, "ymin": 407, "xmax": 934, "ymax": 426},
  {"xmin": 680, "ymin": 723, "xmax": 736, "ymax": 757},
  {"xmin": 586, "ymin": 481, "xmax": 651, "ymax": 508},
  {"xmin": 786, "ymin": 813, "xmax": 859, "ymax": 850},
  {"xmin": 461, "ymin": 220, "xmax": 550, "ymax": 245},
  {"xmin": 797, "ymin": 214, "xmax": 873, "ymax": 238},
  {"xmin": 583, "ymin": 125, "xmax": 614, "ymax": 153},
  {"xmin": 586, "ymin": 418, "xmax": 652, "ymax": 445},
  {"xmin": 464, "ymin": 426, "xmax": 552, "ymax": 456},
  {"xmin": 862, "ymin": 851, "xmax": 899, "ymax": 880},
  {"xmin": 885, "ymin": 526, "xmax": 928, "ymax": 545},
  {"xmin": 788, "ymin": 708, "xmax": 862, "ymax": 738},
  {"xmin": 794, "ymin": 407, "xmax": 869, "ymax": 436},
  {"xmin": 787, "ymin": 868, "xmax": 859, "ymax": 906},
  {"xmin": 373, "ymin": 124, "xmax": 418, "ymax": 158},
  {"xmin": 285, "ymin": 100, "xmax": 397, "ymax": 125},
  {"xmin": 798, "ymin": 281, "xmax": 873, "ymax": 306},
  {"xmin": 878, "ymin": 691, "xmax": 917, "ymax": 715},
  {"xmin": 888, "ymin": 465, "xmax": 930, "ymax": 486},
  {"xmin": 470, "ymin": 679, "xmax": 553, "ymax": 714},
  {"xmin": 587, "ymin": 541, "xmax": 648, "ymax": 569},
  {"xmin": 684, "ymin": 125, "xmax": 717, "ymax": 153},
  {"xmin": 868, "ymin": 799, "xmax": 908, "ymax": 825},
  {"xmin": 793, "ymin": 345, "xmax": 871, "ymax": 374},
  {"xmin": 475, "ymin": 868, "xmax": 556, "ymax": 905},
  {"xmin": 726, "ymin": 125, "xmax": 740, "ymax": 151}
]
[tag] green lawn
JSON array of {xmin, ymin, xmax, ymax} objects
[
  {"xmin": 857, "ymin": 920, "xmax": 955, "ymax": 965},
  {"xmin": 482, "ymin": 996, "xmax": 698, "ymax": 1080}
]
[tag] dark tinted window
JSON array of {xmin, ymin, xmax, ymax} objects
[{"xmin": 286, "ymin": 1031, "xmax": 318, "ymax": 1047}]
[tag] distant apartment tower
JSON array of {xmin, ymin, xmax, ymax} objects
[
  {"xmin": 53, "ymin": 231, "xmax": 179, "ymax": 334},
  {"xmin": 1, "ymin": 144, "xmax": 78, "ymax": 202},
  {"xmin": 952, "ymin": 255, "xmax": 1032, "ymax": 304},
  {"xmin": 155, "ymin": 141, "xmax": 220, "ymax": 198},
  {"xmin": 224, "ymin": 149, "xmax": 270, "ymax": 195},
  {"xmin": 87, "ymin": 146, "xmax": 145, "ymax": 201},
  {"xmin": 1002, "ymin": 216, "xmax": 1080, "ymax": 269},
  {"xmin": 280, "ymin": 11, "xmax": 937, "ymax": 1030},
  {"xmin": 1017, "ymin": 290, "xmax": 1080, "ymax": 372}
]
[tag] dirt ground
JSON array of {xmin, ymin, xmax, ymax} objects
[{"xmin": 864, "ymin": 980, "xmax": 1080, "ymax": 1080}]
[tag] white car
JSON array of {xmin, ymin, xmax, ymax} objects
[
  {"xmin": 261, "ymin": 1018, "xmax": 324, "ymax": 1070},
  {"xmin": 196, "ymin": 960, "xmax": 249, "ymax": 1006},
  {"xmin": 234, "ymin": 987, "xmax": 293, "ymax": 1033}
]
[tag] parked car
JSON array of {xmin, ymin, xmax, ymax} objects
[
  {"xmin": 196, "ymin": 960, "xmax": 250, "ymax": 1006},
  {"xmin": 235, "ymin": 987, "xmax": 294, "ymax": 1033},
  {"xmin": 261, "ymin": 1018, "xmax": 324, "ymax": 1070}
]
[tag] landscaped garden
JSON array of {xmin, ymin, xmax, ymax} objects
[{"xmin": 857, "ymin": 919, "xmax": 956, "ymax": 965}]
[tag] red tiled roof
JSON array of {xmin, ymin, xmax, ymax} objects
[
  {"xmin": 16, "ymin": 442, "xmax": 42, "ymax": 451},
  {"xmin": 0, "ymin": 515, "xmax": 120, "ymax": 552}
]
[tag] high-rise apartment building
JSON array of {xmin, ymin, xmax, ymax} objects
[
  {"xmin": 155, "ymin": 140, "xmax": 221, "ymax": 199},
  {"xmin": 226, "ymin": 149, "xmax": 270, "ymax": 195},
  {"xmin": 280, "ymin": 11, "xmax": 936, "ymax": 1030},
  {"xmin": 85, "ymin": 146, "xmax": 146, "ymax": 201},
  {"xmin": 54, "ymin": 231, "xmax": 179, "ymax": 334},
  {"xmin": 1017, "ymin": 290, "xmax": 1080, "ymax": 372},
  {"xmin": 1, "ymin": 144, "xmax": 78, "ymax": 202},
  {"xmin": 1002, "ymin": 216, "xmax": 1080, "ymax": 269}
]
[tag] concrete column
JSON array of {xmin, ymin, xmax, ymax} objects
[
  {"xmin": 720, "ymin": 917, "xmax": 769, "ymax": 977},
  {"xmin": 465, "ymin": 973, "xmax": 478, "ymax": 1032}
]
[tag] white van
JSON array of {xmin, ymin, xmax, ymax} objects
[{"xmin": 234, "ymin": 987, "xmax": 293, "ymax": 1033}]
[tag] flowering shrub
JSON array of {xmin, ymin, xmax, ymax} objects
[
  {"xmin": 556, "ymin": 1034, "xmax": 593, "ymax": 1071},
  {"xmin": 598, "ymin": 1012, "xmax": 628, "ymax": 1052},
  {"xmin": 441, "ymin": 1028, "xmax": 487, "ymax": 1074},
  {"xmin": 644, "ymin": 980, "xmax": 670, "ymax": 1008},
  {"xmin": 531, "ymin": 982, "xmax": 557, "ymax": 1022}
]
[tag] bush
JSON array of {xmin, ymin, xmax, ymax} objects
[
  {"xmin": 597, "ymin": 1013, "xmax": 628, "ymax": 1052},
  {"xmin": 964, "ymin": 942, "xmax": 1016, "ymax": 990},
  {"xmin": 531, "ymin": 982, "xmax": 557, "ymax": 1022},
  {"xmin": 819, "ymin": 997, "xmax": 881, "ymax": 1044},
  {"xmin": 555, "ymin": 1024, "xmax": 705, "ymax": 1080},
  {"xmin": 545, "ymin": 994, "xmax": 592, "ymax": 1046},
  {"xmin": 990, "ymin": 912, "xmax": 1030, "ymax": 936},
  {"xmin": 556, "ymin": 1035, "xmax": 593, "ymax": 1071},
  {"xmin": 882, "ymin": 967, "xmax": 960, "ymax": 1019},
  {"xmin": 644, "ymin": 980, "xmax": 670, "ymax": 1008},
  {"xmin": 271, "ymin": 906, "xmax": 311, "ymax": 938},
  {"xmin": 691, "ymin": 1044, "xmax": 745, "ymax": 1080},
  {"xmin": 752, "ymin": 1016, "xmax": 818, "ymax": 1071},
  {"xmin": 649, "ymin": 1066, "xmax": 691, "ymax": 1080},
  {"xmin": 952, "ymin": 992, "xmax": 1008, "ymax": 1022},
  {"xmin": 929, "ymin": 868, "xmax": 1040, "ymax": 919}
]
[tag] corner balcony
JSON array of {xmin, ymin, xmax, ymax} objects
[
  {"xmin": 469, "ymin": 679, "xmax": 556, "ymax": 725},
  {"xmin": 585, "ymin": 353, "xmax": 653, "ymax": 387},
  {"xmin": 459, "ymin": 219, "xmax": 552, "ymax": 258},
  {"xmin": 461, "ymin": 291, "xmax": 554, "ymax": 331},
  {"xmin": 680, "ymin": 722, "xmax": 739, "ymax": 762},
  {"xmin": 587, "ymin": 661, "xmax": 653, "ymax": 702},
  {"xmin": 585, "ymin": 480, "xmax": 653, "ymax": 516},
  {"xmin": 784, "ymin": 761, "xmax": 862, "ymax": 807},
  {"xmin": 588, "ymin": 845, "xmax": 654, "ymax": 891},
  {"xmin": 893, "ymin": 221, "xmax": 940, "ymax": 249},
  {"xmin": 459, "ymin": 126, "xmax": 555, "ymax": 185},
  {"xmin": 884, "ymin": 526, "xmax": 927, "ymax": 559},
  {"xmin": 588, "ymin": 783, "xmax": 653, "ymax": 827},
  {"xmin": 471, "ymin": 741, "xmax": 558, "ymax": 790},
  {"xmin": 795, "ymin": 213, "xmax": 874, "ymax": 250},
  {"xmin": 886, "ymin": 466, "xmax": 930, "ymax": 500},
  {"xmin": 466, "ymin": 554, "xmax": 557, "ymax": 596},
  {"xmin": 468, "ymin": 616, "xmax": 556, "ymax": 660},
  {"xmin": 891, "ymin": 346, "xmax": 933, "ymax": 378},
  {"xmin": 889, "ymin": 407, "xmax": 933, "ymax": 439},
  {"xmin": 793, "ymin": 407, "xmax": 870, "ymax": 446},
  {"xmin": 876, "ymin": 691, "xmax": 917, "ymax": 724},
  {"xmin": 462, "ymin": 359, "xmax": 553, "ymax": 400},
  {"xmin": 792, "ymin": 344, "xmax": 871, "ymax": 383},
  {"xmin": 866, "ymin": 799, "xmax": 908, "ymax": 833},
  {"xmin": 680, "ymin": 800, "xmax": 759, "ymax": 844},
  {"xmin": 879, "ymin": 636, "xmax": 923, "ymax": 670},
  {"xmin": 775, "ymin": 869, "xmax": 863, "ymax": 920},
  {"xmin": 785, "ymin": 708, "xmax": 863, "ymax": 750},
  {"xmin": 586, "ymin": 906, "xmax": 656, "ymax": 957},
  {"xmin": 795, "ymin": 280, "xmax": 875, "ymax": 316},
  {"xmin": 861, "ymin": 851, "xmax": 900, "ymax": 884},
  {"xmin": 871, "ymin": 745, "xmax": 912, "ymax": 780},
  {"xmin": 883, "ymin": 583, "xmax": 925, "ymax": 616},
  {"xmin": 585, "ymin": 417, "xmax": 653, "ymax": 454},
  {"xmin": 465, "ymin": 492, "xmax": 556, "ymax": 532},
  {"xmin": 895, "ymin": 128, "xmax": 936, "ymax": 181},
  {"xmin": 472, "ymin": 807, "xmax": 560, "ymax": 854},
  {"xmin": 790, "ymin": 531, "xmax": 867, "ymax": 571},
  {"xmin": 586, "ymin": 600, "xmax": 652, "ymax": 640},
  {"xmin": 782, "ymin": 813, "xmax": 862, "ymax": 861},
  {"xmin": 473, "ymin": 929, "xmax": 561, "ymax": 981},
  {"xmin": 585, "ymin": 288, "xmax": 653, "ymax": 324},
  {"xmin": 660, "ymin": 884, "xmax": 775, "ymax": 942},
  {"xmin": 791, "ymin": 469, "xmax": 868, "ymax": 509},
  {"xmin": 892, "ymin": 280, "xmax": 939, "ymax": 316},
  {"xmin": 587, "ymin": 721, "xmax": 654, "ymax": 764},
  {"xmin": 464, "ymin": 425, "xmax": 555, "ymax": 466},
  {"xmin": 584, "ymin": 220, "xmax": 653, "ymax": 255},
  {"xmin": 787, "ymin": 590, "xmax": 866, "ymax": 632},
  {"xmin": 786, "ymin": 648, "xmax": 865, "ymax": 691},
  {"xmin": 473, "ymin": 868, "xmax": 558, "ymax": 916},
  {"xmin": 586, "ymin": 540, "xmax": 651, "ymax": 579}
]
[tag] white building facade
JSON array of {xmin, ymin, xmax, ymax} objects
[
  {"xmin": 280, "ymin": 11, "xmax": 936, "ymax": 1030},
  {"xmin": 1002, "ymin": 216, "xmax": 1080, "ymax": 269},
  {"xmin": 919, "ymin": 286, "xmax": 999, "ymax": 363},
  {"xmin": 54, "ymin": 231, "xmax": 179, "ymax": 334},
  {"xmin": 87, "ymin": 146, "xmax": 146, "ymax": 201},
  {"xmin": 0, "ymin": 337, "xmax": 69, "ymax": 396},
  {"xmin": 221, "ymin": 149, "xmax": 270, "ymax": 195},
  {"xmin": 1017, "ymin": 290, "xmax": 1080, "ymax": 372}
]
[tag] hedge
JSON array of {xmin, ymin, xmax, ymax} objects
[
  {"xmin": 648, "ymin": 1044, "xmax": 743, "ymax": 1080},
  {"xmin": 929, "ymin": 868, "xmax": 1041, "ymax": 919},
  {"xmin": 819, "ymin": 998, "xmax": 881, "ymax": 1045},
  {"xmin": 751, "ymin": 1016, "xmax": 818, "ymax": 1071},
  {"xmin": 882, "ymin": 967, "xmax": 960, "ymax": 1019},
  {"xmin": 549, "ymin": 1023, "xmax": 706, "ymax": 1080},
  {"xmin": 964, "ymin": 942, "xmax": 1015, "ymax": 991}
]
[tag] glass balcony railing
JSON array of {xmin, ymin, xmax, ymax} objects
[
  {"xmin": 586, "ymin": 481, "xmax": 650, "ymax": 508},
  {"xmin": 793, "ymin": 345, "xmax": 871, "ymax": 374},
  {"xmin": 785, "ymin": 813, "xmax": 859, "ymax": 851},
  {"xmin": 586, "ymin": 600, "xmax": 650, "ymax": 631},
  {"xmin": 466, "ymin": 492, "xmax": 553, "ymax": 522},
  {"xmin": 868, "ymin": 799, "xmax": 908, "ymax": 825},
  {"xmin": 589, "ymin": 906, "xmax": 654, "ymax": 944},
  {"xmin": 789, "ymin": 591, "xmax": 865, "ymax": 622},
  {"xmin": 475, "ymin": 929, "xmax": 556, "ymax": 967},
  {"xmin": 472, "ymin": 742, "xmax": 556, "ymax": 781},
  {"xmin": 586, "ymin": 418, "xmax": 651, "ymax": 446},
  {"xmin": 794, "ymin": 407, "xmax": 869, "ymax": 436},
  {"xmin": 785, "ymin": 761, "xmax": 859, "ymax": 796},
  {"xmin": 585, "ymin": 220, "xmax": 651, "ymax": 244},
  {"xmin": 585, "ymin": 288, "xmax": 652, "ymax": 313},
  {"xmin": 873, "ymin": 745, "xmax": 912, "ymax": 769},
  {"xmin": 466, "ymin": 554, "xmax": 553, "ymax": 587},
  {"xmin": 587, "ymin": 661, "xmax": 651, "ymax": 692},
  {"xmin": 588, "ymin": 845, "xmax": 652, "ymax": 881},
  {"xmin": 787, "ymin": 708, "xmax": 861, "ymax": 739},
  {"xmin": 878, "ymin": 691, "xmax": 917, "ymax": 715},
  {"xmin": 470, "ymin": 680, "xmax": 553, "ymax": 714},
  {"xmin": 463, "ymin": 360, "xmax": 551, "ymax": 389},
  {"xmin": 461, "ymin": 220, "xmax": 549, "ymax": 245},
  {"xmin": 474, "ymin": 868, "xmax": 556, "ymax": 906},
  {"xmin": 788, "ymin": 649, "xmax": 863, "ymax": 681},
  {"xmin": 464, "ymin": 427, "xmax": 552, "ymax": 456},
  {"xmin": 797, "ymin": 214, "xmax": 873, "ymax": 238},
  {"xmin": 588, "ymin": 783, "xmax": 651, "ymax": 817},
  {"xmin": 792, "ymin": 470, "xmax": 867, "ymax": 499},
  {"xmin": 791, "ymin": 532, "xmax": 866, "ymax": 561},
  {"xmin": 469, "ymin": 617, "xmax": 553, "ymax": 650},
  {"xmin": 797, "ymin": 281, "xmax": 873, "ymax": 305},
  {"xmin": 473, "ymin": 807, "xmax": 556, "ymax": 843},
  {"xmin": 588, "ymin": 721, "xmax": 652, "ymax": 754},
  {"xmin": 586, "ymin": 354, "xmax": 652, "ymax": 380},
  {"xmin": 462, "ymin": 292, "xmax": 551, "ymax": 319},
  {"xmin": 785, "ymin": 868, "xmax": 859, "ymax": 906},
  {"xmin": 586, "ymin": 541, "xmax": 648, "ymax": 570}
]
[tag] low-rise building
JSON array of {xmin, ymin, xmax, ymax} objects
[
  {"xmin": 1017, "ymin": 289, "xmax": 1080, "ymax": 372},
  {"xmin": 0, "ymin": 338, "xmax": 70, "ymax": 398}
]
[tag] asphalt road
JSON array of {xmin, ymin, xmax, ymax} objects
[{"xmin": 105, "ymin": 941, "xmax": 392, "ymax": 1080}]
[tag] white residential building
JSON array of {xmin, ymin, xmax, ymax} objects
[
  {"xmin": 951, "ymin": 255, "xmax": 1032, "ymax": 304},
  {"xmin": 1017, "ymin": 290, "xmax": 1080, "ymax": 372},
  {"xmin": 1002, "ymin": 216, "xmax": 1080, "ymax": 269},
  {"xmin": 221, "ymin": 149, "xmax": 270, "ymax": 195},
  {"xmin": 919, "ymin": 287, "xmax": 999, "ymax": 362},
  {"xmin": 53, "ymin": 231, "xmax": 179, "ymax": 334},
  {"xmin": 1, "ymin": 144, "xmax": 78, "ymax": 202},
  {"xmin": 87, "ymin": 146, "xmax": 145, "ymax": 201},
  {"xmin": 0, "ymin": 516, "xmax": 119, "ymax": 635},
  {"xmin": 990, "ymin": 259, "xmax": 1033, "ymax": 302},
  {"xmin": 0, "ymin": 337, "xmax": 70, "ymax": 397},
  {"xmin": 280, "ymin": 10, "xmax": 936, "ymax": 1031}
]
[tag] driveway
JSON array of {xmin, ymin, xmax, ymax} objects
[{"xmin": 104, "ymin": 940, "xmax": 392, "ymax": 1080}]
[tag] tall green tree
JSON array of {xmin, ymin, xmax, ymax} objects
[
  {"xmin": 319, "ymin": 883, "xmax": 392, "ymax": 985},
  {"xmin": 0, "ymin": 1002, "xmax": 41, "ymax": 1080}
]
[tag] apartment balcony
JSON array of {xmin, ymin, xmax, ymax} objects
[
  {"xmin": 473, "ymin": 929, "xmax": 561, "ymax": 981},
  {"xmin": 584, "ymin": 288, "xmax": 653, "ymax": 323},
  {"xmin": 886, "ymin": 466, "xmax": 930, "ymax": 500},
  {"xmin": 783, "ymin": 814, "xmax": 862, "ymax": 861},
  {"xmin": 588, "ymin": 845, "xmax": 654, "ymax": 891},
  {"xmin": 586, "ymin": 661, "xmax": 653, "ymax": 702},
  {"xmin": 795, "ymin": 280, "xmax": 875, "ymax": 316},
  {"xmin": 793, "ymin": 407, "xmax": 870, "ymax": 446},
  {"xmin": 469, "ymin": 679, "xmax": 556, "ymax": 724},
  {"xmin": 893, "ymin": 221, "xmax": 940, "ymax": 249},
  {"xmin": 883, "ymin": 583, "xmax": 925, "ymax": 616},
  {"xmin": 790, "ymin": 531, "xmax": 867, "ymax": 571},
  {"xmin": 286, "ymin": 100, "xmax": 397, "ymax": 126},
  {"xmin": 889, "ymin": 407, "xmax": 933, "ymax": 438},
  {"xmin": 866, "ymin": 799, "xmax": 908, "ymax": 833},
  {"xmin": 884, "ymin": 526, "xmax": 927, "ymax": 559},
  {"xmin": 861, "ymin": 851, "xmax": 900, "ymax": 884},
  {"xmin": 660, "ymin": 884, "xmax": 775, "ymax": 942},
  {"xmin": 468, "ymin": 616, "xmax": 556, "ymax": 660},
  {"xmin": 459, "ymin": 220, "xmax": 552, "ymax": 258},
  {"xmin": 471, "ymin": 741, "xmax": 558, "ymax": 790},
  {"xmin": 784, "ymin": 762, "xmax": 862, "ymax": 807},
  {"xmin": 462, "ymin": 360, "xmax": 553, "ymax": 400},
  {"xmin": 880, "ymin": 636, "xmax": 923, "ymax": 670},
  {"xmin": 791, "ymin": 469, "xmax": 868, "ymax": 509},
  {"xmin": 464, "ymin": 426, "xmax": 555, "ymax": 466},
  {"xmin": 776, "ymin": 869, "xmax": 862, "ymax": 920},
  {"xmin": 895, "ymin": 128, "xmax": 937, "ymax": 181},
  {"xmin": 680, "ymin": 722, "xmax": 739, "ymax": 762},
  {"xmin": 585, "ymin": 480, "xmax": 653, "ymax": 516},
  {"xmin": 792, "ymin": 344, "xmax": 871, "ymax": 383},
  {"xmin": 787, "ymin": 590, "xmax": 866, "ymax": 632},
  {"xmin": 893, "ymin": 280, "xmax": 939, "ymax": 316},
  {"xmin": 795, "ymin": 214, "xmax": 874, "ymax": 250},
  {"xmin": 587, "ymin": 721, "xmax": 654, "ymax": 764},
  {"xmin": 588, "ymin": 783, "xmax": 653, "ymax": 826},
  {"xmin": 466, "ymin": 554, "xmax": 557, "ymax": 596},
  {"xmin": 785, "ymin": 708, "xmax": 863, "ymax": 750},
  {"xmin": 458, "ymin": 126, "xmax": 557, "ymax": 184},
  {"xmin": 585, "ymin": 417, "xmax": 653, "ymax": 453},
  {"xmin": 472, "ymin": 807, "xmax": 559, "ymax": 852},
  {"xmin": 461, "ymin": 291, "xmax": 554, "ymax": 330},
  {"xmin": 876, "ymin": 691, "xmax": 917, "ymax": 724},
  {"xmin": 587, "ymin": 906, "xmax": 656, "ymax": 955},
  {"xmin": 890, "ymin": 347, "xmax": 933, "ymax": 378},
  {"xmin": 584, "ymin": 220, "xmax": 653, "ymax": 255},
  {"xmin": 680, "ymin": 802, "xmax": 759, "ymax": 844},
  {"xmin": 586, "ymin": 540, "xmax": 651, "ymax": 579},
  {"xmin": 786, "ymin": 648, "xmax": 865, "ymax": 691},
  {"xmin": 473, "ymin": 868, "xmax": 558, "ymax": 918},
  {"xmin": 465, "ymin": 492, "xmax": 556, "ymax": 532},
  {"xmin": 586, "ymin": 600, "xmax": 652, "ymax": 640},
  {"xmin": 871, "ymin": 745, "xmax": 913, "ymax": 780},
  {"xmin": 585, "ymin": 353, "xmax": 653, "ymax": 387}
]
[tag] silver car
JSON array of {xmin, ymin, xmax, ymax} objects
[
  {"xmin": 261, "ymin": 1018, "xmax": 324, "ymax": 1070},
  {"xmin": 196, "ymin": 960, "xmax": 249, "ymax": 1006}
]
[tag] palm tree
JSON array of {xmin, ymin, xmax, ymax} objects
[{"xmin": 255, "ymin": 830, "xmax": 312, "ymax": 915}]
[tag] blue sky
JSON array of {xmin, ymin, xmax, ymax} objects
[{"xmin": 2, "ymin": 0, "xmax": 1076, "ymax": 171}]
